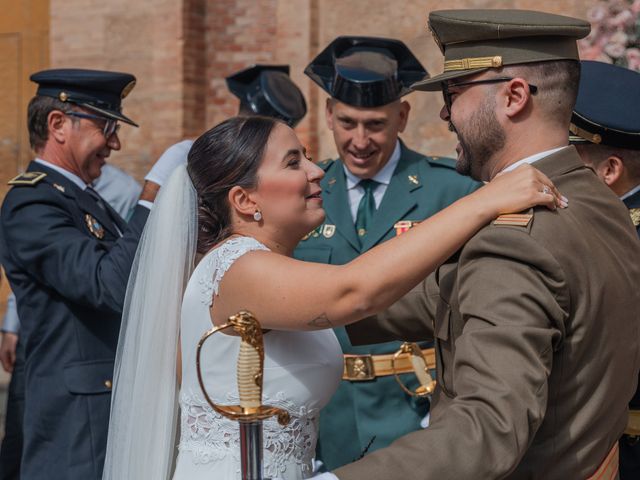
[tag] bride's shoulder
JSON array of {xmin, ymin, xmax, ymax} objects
[{"xmin": 203, "ymin": 236, "xmax": 269, "ymax": 263}]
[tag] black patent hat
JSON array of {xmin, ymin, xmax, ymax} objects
[
  {"xmin": 305, "ymin": 36, "xmax": 428, "ymax": 107},
  {"xmin": 30, "ymin": 68, "xmax": 138, "ymax": 126},
  {"xmin": 570, "ymin": 60, "xmax": 640, "ymax": 150},
  {"xmin": 226, "ymin": 65, "xmax": 307, "ymax": 127}
]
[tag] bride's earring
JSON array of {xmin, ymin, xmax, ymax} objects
[{"xmin": 253, "ymin": 209, "xmax": 262, "ymax": 222}]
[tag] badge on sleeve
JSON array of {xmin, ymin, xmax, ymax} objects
[{"xmin": 85, "ymin": 214, "xmax": 105, "ymax": 239}]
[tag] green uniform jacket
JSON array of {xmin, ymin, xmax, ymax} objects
[{"xmin": 293, "ymin": 142, "xmax": 479, "ymax": 469}]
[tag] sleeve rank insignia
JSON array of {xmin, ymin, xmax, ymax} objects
[
  {"xmin": 85, "ymin": 214, "xmax": 105, "ymax": 239},
  {"xmin": 630, "ymin": 208, "xmax": 640, "ymax": 227},
  {"xmin": 8, "ymin": 172, "xmax": 47, "ymax": 186},
  {"xmin": 493, "ymin": 213, "xmax": 533, "ymax": 227}
]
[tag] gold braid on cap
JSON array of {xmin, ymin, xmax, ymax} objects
[
  {"xmin": 569, "ymin": 123, "xmax": 602, "ymax": 144},
  {"xmin": 444, "ymin": 56, "xmax": 503, "ymax": 72}
]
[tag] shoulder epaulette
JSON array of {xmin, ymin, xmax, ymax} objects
[
  {"xmin": 493, "ymin": 213, "xmax": 533, "ymax": 227},
  {"xmin": 426, "ymin": 156, "xmax": 457, "ymax": 169},
  {"xmin": 8, "ymin": 172, "xmax": 47, "ymax": 186}
]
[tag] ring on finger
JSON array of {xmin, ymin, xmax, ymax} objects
[{"xmin": 542, "ymin": 185, "xmax": 550, "ymax": 195}]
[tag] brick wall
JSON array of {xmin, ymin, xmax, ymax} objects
[{"xmin": 45, "ymin": 0, "xmax": 601, "ymax": 177}]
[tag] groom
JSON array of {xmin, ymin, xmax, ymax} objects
[{"xmin": 316, "ymin": 8, "xmax": 640, "ymax": 480}]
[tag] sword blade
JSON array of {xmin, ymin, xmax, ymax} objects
[{"xmin": 239, "ymin": 420, "xmax": 264, "ymax": 480}]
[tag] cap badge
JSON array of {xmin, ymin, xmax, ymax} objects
[
  {"xmin": 85, "ymin": 213, "xmax": 105, "ymax": 239},
  {"xmin": 322, "ymin": 224, "xmax": 336, "ymax": 238},
  {"xmin": 59, "ymin": 91, "xmax": 68, "ymax": 102}
]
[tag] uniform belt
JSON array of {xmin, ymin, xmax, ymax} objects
[
  {"xmin": 586, "ymin": 442, "xmax": 618, "ymax": 480},
  {"xmin": 342, "ymin": 348, "xmax": 435, "ymax": 381},
  {"xmin": 624, "ymin": 409, "xmax": 640, "ymax": 437}
]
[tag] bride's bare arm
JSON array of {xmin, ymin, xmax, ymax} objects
[{"xmin": 213, "ymin": 165, "xmax": 563, "ymax": 330}]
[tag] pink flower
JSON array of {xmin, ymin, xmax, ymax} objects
[
  {"xmin": 604, "ymin": 41, "xmax": 627, "ymax": 59},
  {"xmin": 632, "ymin": 0, "xmax": 640, "ymax": 15},
  {"xmin": 626, "ymin": 48, "xmax": 640, "ymax": 71},
  {"xmin": 607, "ymin": 10, "xmax": 635, "ymax": 29},
  {"xmin": 587, "ymin": 3, "xmax": 609, "ymax": 24}
]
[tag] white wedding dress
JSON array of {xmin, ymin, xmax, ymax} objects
[{"xmin": 173, "ymin": 236, "xmax": 343, "ymax": 479}]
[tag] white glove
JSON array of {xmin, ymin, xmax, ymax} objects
[{"xmin": 144, "ymin": 139, "xmax": 194, "ymax": 186}]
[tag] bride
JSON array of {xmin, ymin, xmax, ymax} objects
[{"xmin": 101, "ymin": 116, "xmax": 562, "ymax": 480}]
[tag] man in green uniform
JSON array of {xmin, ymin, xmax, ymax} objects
[{"xmin": 294, "ymin": 36, "xmax": 479, "ymax": 469}]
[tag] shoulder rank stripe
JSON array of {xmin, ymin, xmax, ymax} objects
[
  {"xmin": 493, "ymin": 213, "xmax": 533, "ymax": 227},
  {"xmin": 8, "ymin": 172, "xmax": 47, "ymax": 186}
]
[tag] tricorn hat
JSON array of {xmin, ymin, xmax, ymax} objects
[
  {"xmin": 413, "ymin": 9, "xmax": 590, "ymax": 91},
  {"xmin": 30, "ymin": 68, "xmax": 138, "ymax": 126},
  {"xmin": 570, "ymin": 61, "xmax": 640, "ymax": 150},
  {"xmin": 226, "ymin": 65, "xmax": 307, "ymax": 127},
  {"xmin": 305, "ymin": 36, "xmax": 428, "ymax": 107}
]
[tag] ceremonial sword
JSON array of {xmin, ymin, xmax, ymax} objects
[{"xmin": 196, "ymin": 311, "xmax": 290, "ymax": 480}]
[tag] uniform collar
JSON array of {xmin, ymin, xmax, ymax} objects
[
  {"xmin": 500, "ymin": 146, "xmax": 568, "ymax": 174},
  {"xmin": 343, "ymin": 140, "xmax": 401, "ymax": 189},
  {"xmin": 34, "ymin": 158, "xmax": 89, "ymax": 191}
]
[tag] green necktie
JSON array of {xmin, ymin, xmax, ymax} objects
[{"xmin": 355, "ymin": 179, "xmax": 379, "ymax": 243}]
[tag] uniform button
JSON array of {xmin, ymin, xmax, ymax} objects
[{"xmin": 104, "ymin": 380, "xmax": 112, "ymax": 389}]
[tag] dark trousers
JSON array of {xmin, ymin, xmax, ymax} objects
[{"xmin": 0, "ymin": 341, "xmax": 24, "ymax": 480}]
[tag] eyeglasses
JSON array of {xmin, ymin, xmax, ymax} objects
[
  {"xmin": 65, "ymin": 112, "xmax": 120, "ymax": 138},
  {"xmin": 442, "ymin": 77, "xmax": 538, "ymax": 113}
]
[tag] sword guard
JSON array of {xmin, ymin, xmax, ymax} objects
[
  {"xmin": 196, "ymin": 311, "xmax": 291, "ymax": 426},
  {"xmin": 392, "ymin": 342, "xmax": 436, "ymax": 398}
]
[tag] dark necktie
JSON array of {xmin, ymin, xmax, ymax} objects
[{"xmin": 355, "ymin": 179, "xmax": 379, "ymax": 243}]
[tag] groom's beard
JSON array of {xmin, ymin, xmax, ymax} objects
[{"xmin": 450, "ymin": 96, "xmax": 506, "ymax": 182}]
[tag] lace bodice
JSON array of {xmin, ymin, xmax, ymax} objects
[{"xmin": 174, "ymin": 236, "xmax": 342, "ymax": 480}]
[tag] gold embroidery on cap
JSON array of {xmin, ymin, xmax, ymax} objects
[{"xmin": 444, "ymin": 55, "xmax": 503, "ymax": 72}]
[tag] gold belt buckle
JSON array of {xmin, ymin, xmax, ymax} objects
[
  {"xmin": 344, "ymin": 354, "xmax": 375, "ymax": 381},
  {"xmin": 392, "ymin": 342, "xmax": 436, "ymax": 398}
]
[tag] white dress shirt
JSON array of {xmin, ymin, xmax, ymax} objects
[
  {"xmin": 343, "ymin": 140, "xmax": 401, "ymax": 222},
  {"xmin": 500, "ymin": 146, "xmax": 568, "ymax": 174},
  {"xmin": 621, "ymin": 183, "xmax": 640, "ymax": 201}
]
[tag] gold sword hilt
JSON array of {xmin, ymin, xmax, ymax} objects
[
  {"xmin": 391, "ymin": 342, "xmax": 437, "ymax": 398},
  {"xmin": 196, "ymin": 311, "xmax": 290, "ymax": 425}
]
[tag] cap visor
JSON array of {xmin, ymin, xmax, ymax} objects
[
  {"xmin": 82, "ymin": 103, "xmax": 139, "ymax": 127},
  {"xmin": 411, "ymin": 68, "xmax": 489, "ymax": 91}
]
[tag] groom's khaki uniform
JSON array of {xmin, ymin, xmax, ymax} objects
[{"xmin": 332, "ymin": 10, "xmax": 640, "ymax": 480}]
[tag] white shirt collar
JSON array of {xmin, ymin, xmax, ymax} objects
[
  {"xmin": 34, "ymin": 158, "xmax": 88, "ymax": 190},
  {"xmin": 500, "ymin": 146, "xmax": 568, "ymax": 174},
  {"xmin": 621, "ymin": 183, "xmax": 640, "ymax": 201},
  {"xmin": 344, "ymin": 140, "xmax": 402, "ymax": 189}
]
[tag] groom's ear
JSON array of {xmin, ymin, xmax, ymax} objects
[{"xmin": 228, "ymin": 185, "xmax": 257, "ymax": 218}]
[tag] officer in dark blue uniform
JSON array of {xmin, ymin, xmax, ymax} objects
[
  {"xmin": 570, "ymin": 60, "xmax": 640, "ymax": 480},
  {"xmin": 294, "ymin": 36, "xmax": 480, "ymax": 469},
  {"xmin": 226, "ymin": 64, "xmax": 307, "ymax": 127},
  {"xmin": 0, "ymin": 69, "xmax": 178, "ymax": 480}
]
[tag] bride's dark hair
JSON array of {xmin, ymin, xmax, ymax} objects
[{"xmin": 187, "ymin": 116, "xmax": 279, "ymax": 254}]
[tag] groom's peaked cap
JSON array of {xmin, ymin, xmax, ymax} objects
[
  {"xmin": 305, "ymin": 36, "xmax": 428, "ymax": 108},
  {"xmin": 413, "ymin": 9, "xmax": 590, "ymax": 91}
]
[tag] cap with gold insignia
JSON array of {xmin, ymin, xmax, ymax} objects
[
  {"xmin": 30, "ymin": 68, "xmax": 138, "ymax": 126},
  {"xmin": 226, "ymin": 65, "xmax": 307, "ymax": 127},
  {"xmin": 305, "ymin": 36, "xmax": 428, "ymax": 107},
  {"xmin": 413, "ymin": 9, "xmax": 590, "ymax": 91},
  {"xmin": 569, "ymin": 61, "xmax": 640, "ymax": 150}
]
